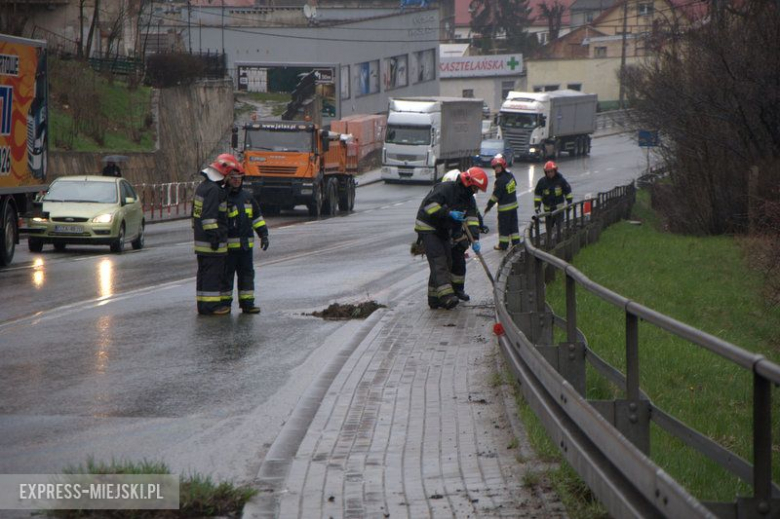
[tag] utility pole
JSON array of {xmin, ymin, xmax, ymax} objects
[
  {"xmin": 618, "ymin": 0, "xmax": 629, "ymax": 110},
  {"xmin": 221, "ymin": 0, "xmax": 225, "ymax": 57}
]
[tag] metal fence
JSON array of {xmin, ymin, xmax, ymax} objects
[
  {"xmin": 133, "ymin": 181, "xmax": 198, "ymax": 222},
  {"xmin": 596, "ymin": 109, "xmax": 632, "ymax": 133},
  {"xmin": 493, "ymin": 185, "xmax": 780, "ymax": 518}
]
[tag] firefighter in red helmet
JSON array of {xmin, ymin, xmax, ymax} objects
[
  {"xmin": 193, "ymin": 153, "xmax": 241, "ymax": 316},
  {"xmin": 414, "ymin": 167, "xmax": 488, "ymax": 310},
  {"xmin": 483, "ymin": 154, "xmax": 520, "ymax": 251},
  {"xmin": 534, "ymin": 160, "xmax": 573, "ymax": 236}
]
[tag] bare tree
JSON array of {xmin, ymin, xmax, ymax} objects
[
  {"xmin": 104, "ymin": 1, "xmax": 127, "ymax": 59},
  {"xmin": 539, "ymin": 0, "xmax": 565, "ymax": 42},
  {"xmin": 624, "ymin": 0, "xmax": 780, "ymax": 235},
  {"xmin": 85, "ymin": 0, "xmax": 101, "ymax": 59},
  {"xmin": 469, "ymin": 0, "xmax": 538, "ymax": 55}
]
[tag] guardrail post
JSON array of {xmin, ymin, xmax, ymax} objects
[{"xmin": 753, "ymin": 374, "xmax": 771, "ymax": 504}]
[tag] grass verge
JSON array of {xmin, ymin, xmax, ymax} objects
[
  {"xmin": 543, "ymin": 189, "xmax": 780, "ymax": 501},
  {"xmin": 47, "ymin": 457, "xmax": 257, "ymax": 518}
]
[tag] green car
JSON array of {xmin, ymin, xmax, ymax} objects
[{"xmin": 26, "ymin": 176, "xmax": 145, "ymax": 254}]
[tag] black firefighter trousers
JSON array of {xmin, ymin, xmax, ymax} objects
[
  {"xmin": 223, "ymin": 249, "xmax": 257, "ymax": 309},
  {"xmin": 197, "ymin": 254, "xmax": 227, "ymax": 315},
  {"xmin": 421, "ymin": 232, "xmax": 455, "ymax": 305}
]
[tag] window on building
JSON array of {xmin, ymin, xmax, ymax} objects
[
  {"xmin": 538, "ymin": 32, "xmax": 549, "ymax": 45},
  {"xmin": 384, "ymin": 54, "xmax": 408, "ymax": 91},
  {"xmin": 413, "ymin": 49, "xmax": 436, "ymax": 83},
  {"xmin": 354, "ymin": 60, "xmax": 380, "ymax": 97},
  {"xmin": 638, "ymin": 3, "xmax": 654, "ymax": 15},
  {"xmin": 544, "ymin": 84, "xmax": 559, "ymax": 92},
  {"xmin": 501, "ymin": 80, "xmax": 515, "ymax": 100},
  {"xmin": 586, "ymin": 11, "xmax": 595, "ymax": 22},
  {"xmin": 462, "ymin": 89, "xmax": 474, "ymax": 98},
  {"xmin": 567, "ymin": 83, "xmax": 582, "ymax": 91},
  {"xmin": 340, "ymin": 65, "xmax": 350, "ymax": 100},
  {"xmin": 595, "ymin": 46, "xmax": 607, "ymax": 57},
  {"xmin": 533, "ymin": 86, "xmax": 543, "ymax": 92}
]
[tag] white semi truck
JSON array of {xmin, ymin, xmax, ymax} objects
[
  {"xmin": 381, "ymin": 97, "xmax": 482, "ymax": 184},
  {"xmin": 498, "ymin": 90, "xmax": 597, "ymax": 161}
]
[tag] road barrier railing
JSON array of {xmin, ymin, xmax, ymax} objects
[
  {"xmin": 134, "ymin": 182, "xmax": 199, "ymax": 222},
  {"xmin": 493, "ymin": 183, "xmax": 780, "ymax": 518}
]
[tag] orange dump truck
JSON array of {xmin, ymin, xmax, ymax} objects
[
  {"xmin": 232, "ymin": 120, "xmax": 357, "ymax": 217},
  {"xmin": 0, "ymin": 34, "xmax": 48, "ymax": 266}
]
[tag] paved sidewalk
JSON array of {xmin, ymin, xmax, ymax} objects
[{"xmin": 244, "ymin": 251, "xmax": 566, "ymax": 518}]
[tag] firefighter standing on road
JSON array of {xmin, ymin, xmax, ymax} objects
[
  {"xmin": 222, "ymin": 169, "xmax": 269, "ymax": 314},
  {"xmin": 534, "ymin": 160, "xmax": 573, "ymax": 234},
  {"xmin": 483, "ymin": 155, "xmax": 520, "ymax": 251},
  {"xmin": 193, "ymin": 154, "xmax": 239, "ymax": 316},
  {"xmin": 414, "ymin": 168, "xmax": 488, "ymax": 310}
]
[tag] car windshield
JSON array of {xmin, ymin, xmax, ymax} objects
[
  {"xmin": 385, "ymin": 125, "xmax": 431, "ymax": 145},
  {"xmin": 501, "ymin": 113, "xmax": 538, "ymax": 130},
  {"xmin": 44, "ymin": 181, "xmax": 118, "ymax": 203},
  {"xmin": 481, "ymin": 141, "xmax": 504, "ymax": 154},
  {"xmin": 244, "ymin": 128, "xmax": 312, "ymax": 152}
]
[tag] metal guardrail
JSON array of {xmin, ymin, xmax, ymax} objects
[
  {"xmin": 492, "ymin": 185, "xmax": 780, "ymax": 518},
  {"xmin": 133, "ymin": 181, "xmax": 198, "ymax": 221},
  {"xmin": 595, "ymin": 109, "xmax": 632, "ymax": 132}
]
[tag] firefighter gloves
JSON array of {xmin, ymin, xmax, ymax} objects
[
  {"xmin": 449, "ymin": 210, "xmax": 466, "ymax": 222},
  {"xmin": 261, "ymin": 236, "xmax": 269, "ymax": 251},
  {"xmin": 472, "ymin": 241, "xmax": 481, "ymax": 253}
]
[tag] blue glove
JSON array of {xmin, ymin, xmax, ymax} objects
[
  {"xmin": 449, "ymin": 210, "xmax": 465, "ymax": 222},
  {"xmin": 472, "ymin": 241, "xmax": 481, "ymax": 253}
]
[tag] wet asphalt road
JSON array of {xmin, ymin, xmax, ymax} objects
[{"xmin": 0, "ymin": 133, "xmax": 649, "ymax": 484}]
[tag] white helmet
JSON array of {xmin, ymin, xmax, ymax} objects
[{"xmin": 442, "ymin": 169, "xmax": 461, "ymax": 182}]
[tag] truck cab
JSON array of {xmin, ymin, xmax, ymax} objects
[
  {"xmin": 234, "ymin": 120, "xmax": 356, "ymax": 217},
  {"xmin": 381, "ymin": 107, "xmax": 440, "ymax": 183},
  {"xmin": 498, "ymin": 94, "xmax": 550, "ymax": 161}
]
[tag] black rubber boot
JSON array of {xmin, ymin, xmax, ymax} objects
[
  {"xmin": 454, "ymin": 291, "xmax": 470, "ymax": 302},
  {"xmin": 428, "ymin": 297, "xmax": 441, "ymax": 310},
  {"xmin": 441, "ymin": 295, "xmax": 460, "ymax": 310}
]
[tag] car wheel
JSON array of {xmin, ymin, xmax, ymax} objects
[
  {"xmin": 131, "ymin": 221, "xmax": 145, "ymax": 250},
  {"xmin": 53, "ymin": 242, "xmax": 67, "ymax": 252},
  {"xmin": 28, "ymin": 238, "xmax": 43, "ymax": 253},
  {"xmin": 110, "ymin": 224, "xmax": 125, "ymax": 253}
]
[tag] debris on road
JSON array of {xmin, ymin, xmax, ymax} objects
[{"xmin": 311, "ymin": 301, "xmax": 385, "ymax": 320}]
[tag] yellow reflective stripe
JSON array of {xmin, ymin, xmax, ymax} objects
[
  {"xmin": 566, "ymin": 194, "xmax": 573, "ymax": 200},
  {"xmin": 196, "ymin": 295, "xmax": 223, "ymax": 302},
  {"xmin": 228, "ymin": 243, "xmax": 241, "ymax": 249},
  {"xmin": 202, "ymin": 223, "xmax": 219, "ymax": 230},
  {"xmin": 424, "ymin": 202, "xmax": 441, "ymax": 215},
  {"xmin": 436, "ymin": 284, "xmax": 454, "ymax": 297},
  {"xmin": 451, "ymin": 275, "xmax": 465, "ymax": 283},
  {"xmin": 534, "ymin": 197, "xmax": 542, "ymax": 202},
  {"xmin": 498, "ymin": 202, "xmax": 518, "ymax": 211},
  {"xmin": 238, "ymin": 294, "xmax": 254, "ymax": 300},
  {"xmin": 499, "ymin": 236, "xmax": 510, "ymax": 243},
  {"xmin": 253, "ymin": 219, "xmax": 266, "ymax": 228},
  {"xmin": 414, "ymin": 219, "xmax": 435, "ymax": 232},
  {"xmin": 219, "ymin": 202, "xmax": 227, "ymax": 212},
  {"xmin": 228, "ymin": 209, "xmax": 239, "ymax": 218},
  {"xmin": 202, "ymin": 218, "xmax": 217, "ymax": 225},
  {"xmin": 510, "ymin": 233, "xmax": 521, "ymax": 240}
]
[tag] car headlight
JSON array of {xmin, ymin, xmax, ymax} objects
[
  {"xmin": 31, "ymin": 216, "xmax": 48, "ymax": 223},
  {"xmin": 92, "ymin": 213, "xmax": 114, "ymax": 224}
]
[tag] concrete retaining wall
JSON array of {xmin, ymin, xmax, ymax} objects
[{"xmin": 49, "ymin": 79, "xmax": 234, "ymax": 185}]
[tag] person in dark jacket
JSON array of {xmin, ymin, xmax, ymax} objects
[
  {"xmin": 222, "ymin": 169, "xmax": 269, "ymax": 314},
  {"xmin": 193, "ymin": 153, "xmax": 239, "ymax": 316},
  {"xmin": 102, "ymin": 161, "xmax": 122, "ymax": 177},
  {"xmin": 534, "ymin": 160, "xmax": 573, "ymax": 235},
  {"xmin": 414, "ymin": 167, "xmax": 488, "ymax": 310},
  {"xmin": 483, "ymin": 154, "xmax": 519, "ymax": 251}
]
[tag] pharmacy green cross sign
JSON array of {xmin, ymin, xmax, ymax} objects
[{"xmin": 507, "ymin": 56, "xmax": 520, "ymax": 71}]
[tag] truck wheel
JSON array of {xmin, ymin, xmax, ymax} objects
[
  {"xmin": 307, "ymin": 187, "xmax": 322, "ymax": 218},
  {"xmin": 322, "ymin": 179, "xmax": 338, "ymax": 217},
  {"xmin": 339, "ymin": 178, "xmax": 355, "ymax": 212},
  {"xmin": 0, "ymin": 201, "xmax": 17, "ymax": 267},
  {"xmin": 28, "ymin": 238, "xmax": 43, "ymax": 253}
]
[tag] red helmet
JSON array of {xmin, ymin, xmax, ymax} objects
[
  {"xmin": 211, "ymin": 153, "xmax": 244, "ymax": 176},
  {"xmin": 543, "ymin": 160, "xmax": 557, "ymax": 172},
  {"xmin": 490, "ymin": 155, "xmax": 507, "ymax": 169},
  {"xmin": 460, "ymin": 167, "xmax": 488, "ymax": 192}
]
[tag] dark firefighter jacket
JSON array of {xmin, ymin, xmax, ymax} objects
[
  {"xmin": 486, "ymin": 169, "xmax": 518, "ymax": 213},
  {"xmin": 534, "ymin": 172, "xmax": 573, "ymax": 211},
  {"xmin": 227, "ymin": 186, "xmax": 268, "ymax": 251},
  {"xmin": 193, "ymin": 178, "xmax": 228, "ymax": 255},
  {"xmin": 414, "ymin": 181, "xmax": 480, "ymax": 237}
]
